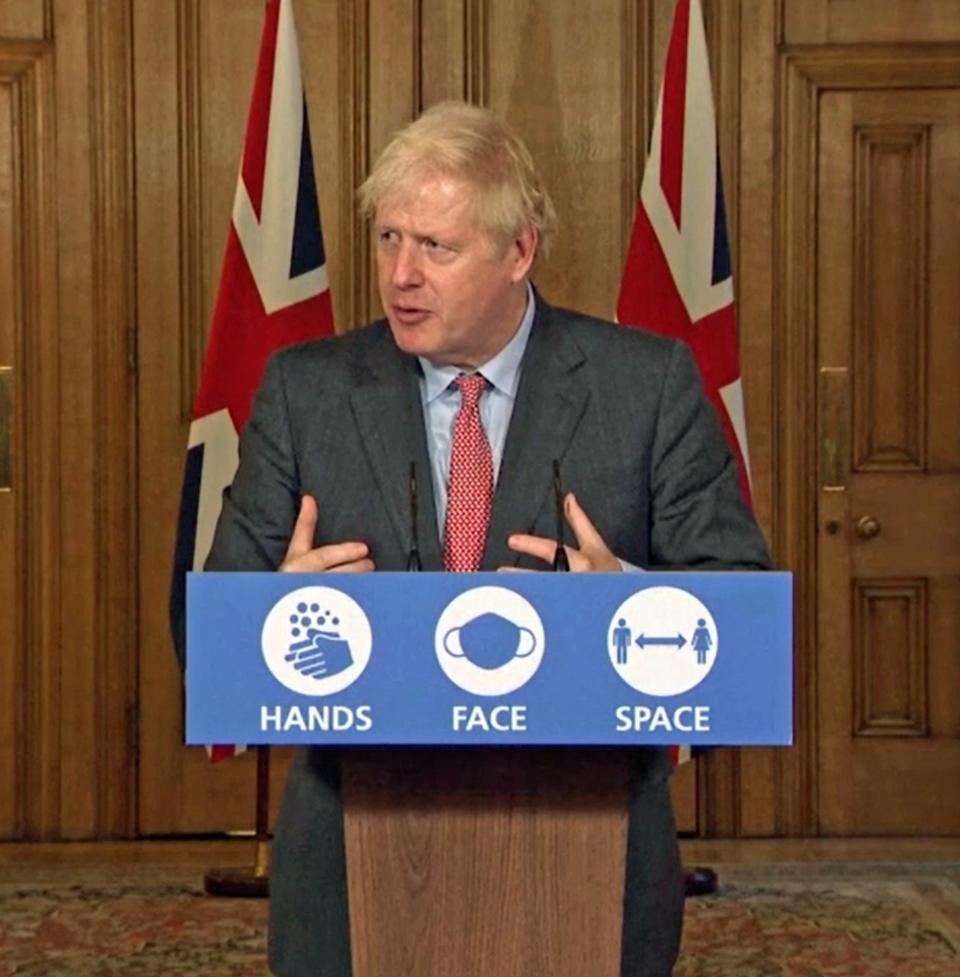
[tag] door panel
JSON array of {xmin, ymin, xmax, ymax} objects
[{"xmin": 817, "ymin": 88, "xmax": 960, "ymax": 833}]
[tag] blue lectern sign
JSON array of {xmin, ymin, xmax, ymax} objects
[{"xmin": 186, "ymin": 572, "xmax": 792, "ymax": 746}]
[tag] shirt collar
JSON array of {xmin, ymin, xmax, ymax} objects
[{"xmin": 419, "ymin": 281, "xmax": 536, "ymax": 403}]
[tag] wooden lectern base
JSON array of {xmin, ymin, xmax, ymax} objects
[{"xmin": 342, "ymin": 748, "xmax": 630, "ymax": 977}]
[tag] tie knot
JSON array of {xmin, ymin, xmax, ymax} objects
[{"xmin": 454, "ymin": 373, "xmax": 487, "ymax": 410}]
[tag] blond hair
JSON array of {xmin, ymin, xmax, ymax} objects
[{"xmin": 358, "ymin": 101, "xmax": 556, "ymax": 258}]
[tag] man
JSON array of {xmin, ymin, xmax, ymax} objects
[{"xmin": 206, "ymin": 101, "xmax": 769, "ymax": 977}]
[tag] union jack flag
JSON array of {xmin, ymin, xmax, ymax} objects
[
  {"xmin": 617, "ymin": 0, "xmax": 751, "ymax": 507},
  {"xmin": 617, "ymin": 0, "xmax": 753, "ymax": 766},
  {"xmin": 170, "ymin": 0, "xmax": 335, "ymax": 762}
]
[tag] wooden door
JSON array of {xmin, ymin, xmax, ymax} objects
[{"xmin": 817, "ymin": 86, "xmax": 960, "ymax": 833}]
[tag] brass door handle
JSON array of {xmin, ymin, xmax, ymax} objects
[{"xmin": 855, "ymin": 515, "xmax": 881, "ymax": 540}]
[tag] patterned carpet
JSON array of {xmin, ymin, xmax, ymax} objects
[{"xmin": 0, "ymin": 862, "xmax": 958, "ymax": 976}]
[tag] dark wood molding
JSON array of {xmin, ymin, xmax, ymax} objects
[
  {"xmin": 620, "ymin": 0, "xmax": 648, "ymax": 264},
  {"xmin": 775, "ymin": 50, "xmax": 821, "ymax": 836},
  {"xmin": 175, "ymin": 0, "xmax": 204, "ymax": 418},
  {"xmin": 782, "ymin": 0, "xmax": 960, "ymax": 46},
  {"xmin": 0, "ymin": 40, "xmax": 60, "ymax": 839},
  {"xmin": 463, "ymin": 0, "xmax": 488, "ymax": 106},
  {"xmin": 701, "ymin": 0, "xmax": 746, "ymax": 836},
  {"xmin": 86, "ymin": 0, "xmax": 137, "ymax": 839},
  {"xmin": 339, "ymin": 0, "xmax": 370, "ymax": 330}
]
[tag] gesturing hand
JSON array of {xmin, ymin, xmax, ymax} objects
[
  {"xmin": 279, "ymin": 494, "xmax": 375, "ymax": 573},
  {"xmin": 504, "ymin": 493, "xmax": 621, "ymax": 572}
]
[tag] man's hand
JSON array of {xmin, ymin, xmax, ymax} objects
[
  {"xmin": 279, "ymin": 494, "xmax": 375, "ymax": 573},
  {"xmin": 504, "ymin": 493, "xmax": 621, "ymax": 572}
]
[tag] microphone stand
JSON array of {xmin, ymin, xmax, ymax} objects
[
  {"xmin": 551, "ymin": 460, "xmax": 569, "ymax": 572},
  {"xmin": 407, "ymin": 461, "xmax": 423, "ymax": 572}
]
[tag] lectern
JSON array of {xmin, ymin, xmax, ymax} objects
[
  {"xmin": 187, "ymin": 571, "xmax": 792, "ymax": 977},
  {"xmin": 342, "ymin": 748, "xmax": 629, "ymax": 977}
]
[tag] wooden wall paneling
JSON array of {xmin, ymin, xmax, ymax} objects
[
  {"xmin": 330, "ymin": 0, "xmax": 371, "ymax": 331},
  {"xmin": 734, "ymin": 0, "xmax": 782, "ymax": 837},
  {"xmin": 50, "ymin": 0, "xmax": 137, "ymax": 838},
  {"xmin": 0, "ymin": 0, "xmax": 47, "ymax": 41},
  {"xmin": 420, "ymin": 0, "xmax": 467, "ymax": 105},
  {"xmin": 775, "ymin": 50, "xmax": 822, "ymax": 837},
  {"xmin": 0, "ymin": 47, "xmax": 29, "ymax": 839},
  {"xmin": 482, "ymin": 0, "xmax": 629, "ymax": 319},
  {"xmin": 780, "ymin": 0, "xmax": 828, "ymax": 44},
  {"xmin": 195, "ymin": 0, "xmax": 262, "ymax": 365},
  {"xmin": 84, "ymin": 0, "xmax": 138, "ymax": 839},
  {"xmin": 135, "ymin": 0, "xmax": 364, "ymax": 834},
  {"xmin": 53, "ymin": 0, "xmax": 99, "ymax": 839},
  {"xmin": 697, "ymin": 0, "xmax": 752, "ymax": 839},
  {"xmin": 359, "ymin": 0, "xmax": 422, "ymax": 321},
  {"xmin": 136, "ymin": 0, "xmax": 277, "ymax": 835},
  {"xmin": 0, "ymin": 37, "xmax": 57, "ymax": 840},
  {"xmin": 782, "ymin": 0, "xmax": 960, "ymax": 45},
  {"xmin": 135, "ymin": 0, "xmax": 192, "ymax": 834},
  {"xmin": 417, "ymin": 0, "xmax": 500, "ymax": 107}
]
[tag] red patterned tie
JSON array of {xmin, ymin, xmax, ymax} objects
[{"xmin": 443, "ymin": 374, "xmax": 493, "ymax": 572}]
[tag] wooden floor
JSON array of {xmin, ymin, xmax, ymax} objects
[{"xmin": 0, "ymin": 836, "xmax": 958, "ymax": 867}]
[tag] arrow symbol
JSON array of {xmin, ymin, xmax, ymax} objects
[{"xmin": 636, "ymin": 632, "xmax": 687, "ymax": 650}]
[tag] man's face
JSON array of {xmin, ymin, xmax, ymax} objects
[{"xmin": 375, "ymin": 174, "xmax": 536, "ymax": 368}]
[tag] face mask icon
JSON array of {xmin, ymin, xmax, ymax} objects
[{"xmin": 442, "ymin": 611, "xmax": 537, "ymax": 670}]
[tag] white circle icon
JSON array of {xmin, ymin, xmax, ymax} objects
[
  {"xmin": 608, "ymin": 587, "xmax": 718, "ymax": 696},
  {"xmin": 434, "ymin": 586, "xmax": 545, "ymax": 696},
  {"xmin": 261, "ymin": 586, "xmax": 372, "ymax": 696}
]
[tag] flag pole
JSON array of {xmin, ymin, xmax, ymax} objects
[
  {"xmin": 616, "ymin": 0, "xmax": 748, "ymax": 900},
  {"xmin": 169, "ymin": 0, "xmax": 334, "ymax": 899},
  {"xmin": 203, "ymin": 746, "xmax": 271, "ymax": 898}
]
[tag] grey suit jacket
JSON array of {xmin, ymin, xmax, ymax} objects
[
  {"xmin": 207, "ymin": 299, "xmax": 769, "ymax": 577},
  {"xmin": 205, "ymin": 297, "xmax": 769, "ymax": 977}
]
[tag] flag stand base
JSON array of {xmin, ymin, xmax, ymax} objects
[
  {"xmin": 204, "ymin": 747, "xmax": 272, "ymax": 899},
  {"xmin": 684, "ymin": 866, "xmax": 718, "ymax": 897},
  {"xmin": 203, "ymin": 838, "xmax": 270, "ymax": 898}
]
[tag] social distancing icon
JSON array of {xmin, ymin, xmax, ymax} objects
[{"xmin": 607, "ymin": 586, "xmax": 718, "ymax": 696}]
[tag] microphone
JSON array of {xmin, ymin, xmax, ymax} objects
[
  {"xmin": 552, "ymin": 459, "xmax": 570, "ymax": 572},
  {"xmin": 407, "ymin": 461, "xmax": 423, "ymax": 572}
]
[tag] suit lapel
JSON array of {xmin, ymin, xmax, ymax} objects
[
  {"xmin": 349, "ymin": 331, "xmax": 443, "ymax": 570},
  {"xmin": 483, "ymin": 304, "xmax": 589, "ymax": 570}
]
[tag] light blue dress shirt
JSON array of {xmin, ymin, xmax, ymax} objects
[
  {"xmin": 416, "ymin": 284, "xmax": 637, "ymax": 571},
  {"xmin": 417, "ymin": 283, "xmax": 536, "ymax": 537}
]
